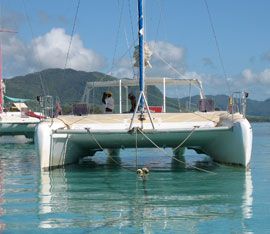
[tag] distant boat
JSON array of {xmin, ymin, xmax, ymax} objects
[
  {"xmin": 0, "ymin": 29, "xmax": 43, "ymax": 141},
  {"xmin": 35, "ymin": 0, "xmax": 252, "ymax": 170}
]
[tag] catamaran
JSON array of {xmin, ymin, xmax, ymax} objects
[{"xmin": 35, "ymin": 0, "xmax": 252, "ymax": 170}]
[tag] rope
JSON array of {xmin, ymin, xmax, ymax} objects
[
  {"xmin": 63, "ymin": 0, "xmax": 81, "ymax": 71},
  {"xmin": 154, "ymin": 0, "xmax": 163, "ymax": 41},
  {"xmin": 203, "ymin": 0, "xmax": 231, "ymax": 95},
  {"xmin": 173, "ymin": 126, "xmax": 199, "ymax": 151},
  {"xmin": 124, "ymin": 28, "xmax": 136, "ymax": 78},
  {"xmin": 85, "ymin": 128, "xmax": 134, "ymax": 173},
  {"xmin": 110, "ymin": 0, "xmax": 125, "ymax": 74},
  {"xmin": 191, "ymin": 112, "xmax": 220, "ymax": 124},
  {"xmin": 22, "ymin": 0, "xmax": 47, "ymax": 96},
  {"xmin": 51, "ymin": 115, "xmax": 89, "ymax": 129},
  {"xmin": 137, "ymin": 128, "xmax": 216, "ymax": 174},
  {"xmin": 153, "ymin": 51, "xmax": 184, "ymax": 77},
  {"xmin": 128, "ymin": 0, "xmax": 136, "ymax": 45}
]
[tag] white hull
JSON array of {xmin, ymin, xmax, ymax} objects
[
  {"xmin": 0, "ymin": 112, "xmax": 40, "ymax": 140},
  {"xmin": 35, "ymin": 111, "xmax": 252, "ymax": 170}
]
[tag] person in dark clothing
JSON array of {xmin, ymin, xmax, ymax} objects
[
  {"xmin": 102, "ymin": 92, "xmax": 107, "ymax": 104},
  {"xmin": 128, "ymin": 93, "xmax": 136, "ymax": 112}
]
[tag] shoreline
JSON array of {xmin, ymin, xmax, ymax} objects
[{"xmin": 247, "ymin": 116, "xmax": 270, "ymax": 123}]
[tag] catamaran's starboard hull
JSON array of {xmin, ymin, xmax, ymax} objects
[
  {"xmin": 0, "ymin": 112, "xmax": 40, "ymax": 140},
  {"xmin": 0, "ymin": 123, "xmax": 37, "ymax": 138},
  {"xmin": 35, "ymin": 112, "xmax": 252, "ymax": 170}
]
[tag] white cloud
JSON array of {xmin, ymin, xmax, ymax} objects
[
  {"xmin": 32, "ymin": 28, "xmax": 105, "ymax": 71},
  {"xmin": 241, "ymin": 69, "xmax": 255, "ymax": 84},
  {"xmin": 241, "ymin": 68, "xmax": 270, "ymax": 84},
  {"xmin": 149, "ymin": 41, "xmax": 184, "ymax": 62},
  {"xmin": 147, "ymin": 41, "xmax": 186, "ymax": 77},
  {"xmin": 2, "ymin": 28, "xmax": 105, "ymax": 77},
  {"xmin": 2, "ymin": 35, "xmax": 31, "ymax": 77},
  {"xmin": 258, "ymin": 69, "xmax": 270, "ymax": 84},
  {"xmin": 108, "ymin": 57, "xmax": 135, "ymax": 78}
]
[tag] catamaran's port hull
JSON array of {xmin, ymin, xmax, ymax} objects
[{"xmin": 36, "ymin": 114, "xmax": 252, "ymax": 170}]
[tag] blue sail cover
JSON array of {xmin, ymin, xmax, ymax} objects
[{"xmin": 4, "ymin": 95, "xmax": 31, "ymax": 103}]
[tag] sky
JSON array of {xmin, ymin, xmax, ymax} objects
[{"xmin": 1, "ymin": 0, "xmax": 270, "ymax": 100}]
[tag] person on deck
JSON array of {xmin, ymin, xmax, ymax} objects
[
  {"xmin": 128, "ymin": 93, "xmax": 136, "ymax": 112},
  {"xmin": 102, "ymin": 92, "xmax": 107, "ymax": 105},
  {"xmin": 105, "ymin": 92, "xmax": 114, "ymax": 113},
  {"xmin": 54, "ymin": 101, "xmax": 62, "ymax": 117}
]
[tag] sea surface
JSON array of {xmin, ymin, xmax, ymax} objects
[{"xmin": 0, "ymin": 123, "xmax": 269, "ymax": 233}]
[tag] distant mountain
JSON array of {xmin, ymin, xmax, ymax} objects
[
  {"xmin": 3, "ymin": 68, "xmax": 270, "ymax": 117},
  {"xmin": 4, "ymin": 68, "xmax": 117, "ymax": 104}
]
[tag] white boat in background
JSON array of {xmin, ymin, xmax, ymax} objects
[
  {"xmin": 35, "ymin": 0, "xmax": 252, "ymax": 170},
  {"xmin": 0, "ymin": 101, "xmax": 41, "ymax": 140},
  {"xmin": 0, "ymin": 29, "xmax": 43, "ymax": 141}
]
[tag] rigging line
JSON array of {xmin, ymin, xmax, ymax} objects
[
  {"xmin": 95, "ymin": 1, "xmax": 130, "ymax": 83},
  {"xmin": 102, "ymin": 37, "xmax": 136, "ymax": 81},
  {"xmin": 137, "ymin": 128, "xmax": 216, "ymax": 174},
  {"xmin": 127, "ymin": 0, "xmax": 135, "ymax": 45},
  {"xmin": 203, "ymin": 0, "xmax": 231, "ymax": 95},
  {"xmin": 173, "ymin": 126, "xmax": 198, "ymax": 151},
  {"xmin": 63, "ymin": 0, "xmax": 81, "ymax": 72},
  {"xmin": 111, "ymin": 41, "xmax": 136, "ymax": 67},
  {"xmin": 154, "ymin": 0, "xmax": 169, "ymax": 43},
  {"xmin": 191, "ymin": 112, "xmax": 219, "ymax": 124},
  {"xmin": 153, "ymin": 51, "xmax": 184, "ymax": 77},
  {"xmin": 85, "ymin": 128, "xmax": 135, "ymax": 173},
  {"xmin": 55, "ymin": 115, "xmax": 90, "ymax": 129},
  {"xmin": 154, "ymin": 0, "xmax": 163, "ymax": 42},
  {"xmin": 124, "ymin": 26, "xmax": 136, "ymax": 77},
  {"xmin": 21, "ymin": 0, "xmax": 47, "ymax": 96},
  {"xmin": 110, "ymin": 0, "xmax": 125, "ymax": 74}
]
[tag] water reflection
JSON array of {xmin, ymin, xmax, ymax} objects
[
  {"xmin": 242, "ymin": 170, "xmax": 253, "ymax": 219},
  {"xmin": 38, "ymin": 158, "xmax": 254, "ymax": 232},
  {"xmin": 0, "ymin": 161, "xmax": 6, "ymax": 231}
]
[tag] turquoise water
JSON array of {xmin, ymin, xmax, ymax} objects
[{"xmin": 0, "ymin": 123, "xmax": 269, "ymax": 233}]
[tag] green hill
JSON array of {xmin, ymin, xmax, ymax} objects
[
  {"xmin": 3, "ymin": 68, "xmax": 270, "ymax": 120},
  {"xmin": 4, "ymin": 68, "xmax": 117, "ymax": 104}
]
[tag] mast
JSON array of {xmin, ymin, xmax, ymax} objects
[
  {"xmin": 129, "ymin": 0, "xmax": 155, "ymax": 129},
  {"xmin": 138, "ymin": 0, "xmax": 144, "ymax": 110},
  {"xmin": 0, "ymin": 42, "xmax": 2, "ymax": 113}
]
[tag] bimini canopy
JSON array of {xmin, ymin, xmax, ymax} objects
[
  {"xmin": 85, "ymin": 77, "xmax": 205, "ymax": 99},
  {"xmin": 82, "ymin": 77, "xmax": 205, "ymax": 113},
  {"xmin": 4, "ymin": 95, "xmax": 31, "ymax": 103}
]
